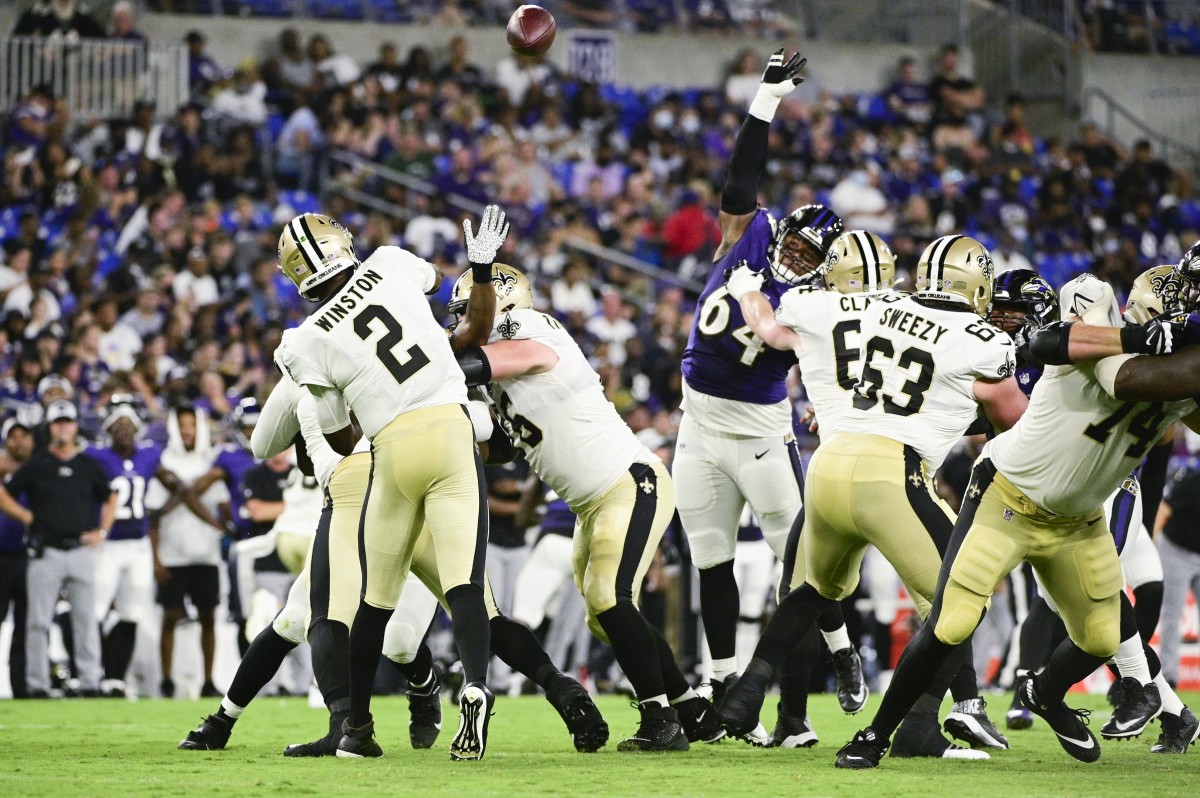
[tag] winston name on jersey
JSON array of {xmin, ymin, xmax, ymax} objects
[
  {"xmin": 86, "ymin": 444, "xmax": 163, "ymax": 540},
  {"xmin": 775, "ymin": 287, "xmax": 904, "ymax": 441},
  {"xmin": 488, "ymin": 308, "xmax": 655, "ymax": 509},
  {"xmin": 275, "ymin": 246, "xmax": 467, "ymax": 440},
  {"xmin": 840, "ymin": 294, "xmax": 1015, "ymax": 473},
  {"xmin": 681, "ymin": 210, "xmax": 797, "ymax": 435}
]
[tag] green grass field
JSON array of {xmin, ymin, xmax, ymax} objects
[{"xmin": 0, "ymin": 692, "xmax": 1196, "ymax": 797}]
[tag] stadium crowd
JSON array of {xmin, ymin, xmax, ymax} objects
[{"xmin": 3, "ymin": 0, "xmax": 1200, "ymax": 703}]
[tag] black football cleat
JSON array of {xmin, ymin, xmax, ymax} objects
[
  {"xmin": 944, "ymin": 698, "xmax": 1009, "ymax": 749},
  {"xmin": 1151, "ymin": 707, "xmax": 1200, "ymax": 754},
  {"xmin": 449, "ymin": 682, "xmax": 494, "ymax": 761},
  {"xmin": 407, "ymin": 664, "xmax": 443, "ymax": 749},
  {"xmin": 716, "ymin": 660, "xmax": 772, "ymax": 739},
  {"xmin": 1006, "ymin": 679, "xmax": 1034, "ymax": 730},
  {"xmin": 1101, "ymin": 678, "xmax": 1162, "ymax": 739},
  {"xmin": 178, "ymin": 714, "xmax": 232, "ymax": 751},
  {"xmin": 284, "ymin": 710, "xmax": 347, "ymax": 758},
  {"xmin": 1022, "ymin": 676, "xmax": 1099, "ymax": 763},
  {"xmin": 835, "ymin": 728, "xmax": 889, "ymax": 769},
  {"xmin": 676, "ymin": 695, "xmax": 726, "ymax": 744},
  {"xmin": 831, "ymin": 648, "xmax": 868, "ymax": 715},
  {"xmin": 768, "ymin": 705, "xmax": 818, "ymax": 748},
  {"xmin": 891, "ymin": 712, "xmax": 989, "ymax": 761},
  {"xmin": 546, "ymin": 676, "xmax": 609, "ymax": 753},
  {"xmin": 617, "ymin": 702, "xmax": 689, "ymax": 752},
  {"xmin": 336, "ymin": 719, "xmax": 384, "ymax": 759}
]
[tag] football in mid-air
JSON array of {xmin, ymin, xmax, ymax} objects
[{"xmin": 506, "ymin": 4, "xmax": 556, "ymax": 57}]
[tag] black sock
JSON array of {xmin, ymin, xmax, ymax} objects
[
  {"xmin": 490, "ymin": 615, "xmax": 559, "ymax": 688},
  {"xmin": 778, "ymin": 623, "xmax": 817, "ymax": 718},
  {"xmin": 949, "ymin": 648, "xmax": 980, "ymax": 702},
  {"xmin": 1034, "ymin": 639, "xmax": 1108, "ymax": 706},
  {"xmin": 753, "ymin": 583, "xmax": 832, "ymax": 670},
  {"xmin": 1145, "ymin": 638, "xmax": 1163, "ymax": 680},
  {"xmin": 225, "ymin": 624, "xmax": 298, "ymax": 709},
  {"xmin": 1133, "ymin": 581, "xmax": 1163, "ymax": 646},
  {"xmin": 698, "ymin": 561, "xmax": 739, "ymax": 662},
  {"xmin": 647, "ymin": 622, "xmax": 691, "ymax": 701},
  {"xmin": 869, "ymin": 622, "xmax": 961, "ymax": 739},
  {"xmin": 816, "ymin": 600, "xmax": 845, "ymax": 635},
  {"xmin": 595, "ymin": 600, "xmax": 665, "ymax": 700},
  {"xmin": 1107, "ymin": 592, "xmax": 1141, "ymax": 681},
  {"xmin": 390, "ymin": 640, "xmax": 434, "ymax": 688},
  {"xmin": 347, "ymin": 602, "xmax": 390, "ymax": 728},
  {"xmin": 1017, "ymin": 597, "xmax": 1064, "ymax": 673},
  {"xmin": 446, "ymin": 584, "xmax": 491, "ymax": 685},
  {"xmin": 874, "ymin": 619, "xmax": 894, "ymax": 671},
  {"xmin": 308, "ymin": 619, "xmax": 350, "ymax": 706},
  {"xmin": 103, "ymin": 620, "xmax": 137, "ymax": 681}
]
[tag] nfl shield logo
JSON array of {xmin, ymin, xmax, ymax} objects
[{"xmin": 1003, "ymin": 508, "xmax": 1014, "ymax": 522}]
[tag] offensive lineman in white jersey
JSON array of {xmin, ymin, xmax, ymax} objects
[
  {"xmin": 835, "ymin": 265, "xmax": 1200, "ymax": 767},
  {"xmin": 451, "ymin": 264, "xmax": 723, "ymax": 752},
  {"xmin": 274, "ymin": 207, "xmax": 509, "ymax": 760},
  {"xmin": 721, "ymin": 234, "xmax": 1029, "ymax": 760}
]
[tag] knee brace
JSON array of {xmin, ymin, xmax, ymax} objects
[
  {"xmin": 381, "ymin": 615, "xmax": 422, "ymax": 665},
  {"xmin": 271, "ymin": 598, "xmax": 309, "ymax": 646}
]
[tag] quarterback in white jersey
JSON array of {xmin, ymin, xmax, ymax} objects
[
  {"xmin": 272, "ymin": 208, "xmax": 509, "ymax": 761},
  {"xmin": 839, "ymin": 270, "xmax": 1200, "ymax": 768},
  {"xmin": 722, "ymin": 235, "xmax": 1028, "ymax": 760},
  {"xmin": 452, "ymin": 263, "xmax": 721, "ymax": 753}
]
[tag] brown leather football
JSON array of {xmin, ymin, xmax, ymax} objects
[{"xmin": 506, "ymin": 4, "xmax": 556, "ymax": 57}]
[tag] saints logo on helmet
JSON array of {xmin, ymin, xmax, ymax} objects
[
  {"xmin": 916, "ymin": 234, "xmax": 994, "ymax": 316},
  {"xmin": 278, "ymin": 213, "xmax": 358, "ymax": 301},
  {"xmin": 820, "ymin": 230, "xmax": 896, "ymax": 294},
  {"xmin": 448, "ymin": 263, "xmax": 533, "ymax": 320},
  {"xmin": 1124, "ymin": 265, "xmax": 1180, "ymax": 325}
]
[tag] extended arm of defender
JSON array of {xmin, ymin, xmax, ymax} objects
[
  {"xmin": 449, "ymin": 276, "xmax": 497, "ymax": 351},
  {"xmin": 716, "ymin": 49, "xmax": 806, "ymax": 259},
  {"xmin": 1111, "ymin": 346, "xmax": 1200, "ymax": 401}
]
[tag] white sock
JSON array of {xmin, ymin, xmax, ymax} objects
[
  {"xmin": 669, "ymin": 688, "xmax": 699, "ymax": 705},
  {"xmin": 822, "ymin": 625, "xmax": 852, "ymax": 654},
  {"xmin": 711, "ymin": 657, "xmax": 738, "ymax": 681},
  {"xmin": 1156, "ymin": 673, "xmax": 1186, "ymax": 716},
  {"xmin": 1111, "ymin": 634, "xmax": 1153, "ymax": 686},
  {"xmin": 640, "ymin": 694, "xmax": 669, "ymax": 708},
  {"xmin": 220, "ymin": 697, "xmax": 245, "ymax": 719}
]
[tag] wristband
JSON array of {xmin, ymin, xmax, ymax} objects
[
  {"xmin": 471, "ymin": 260, "xmax": 492, "ymax": 282},
  {"xmin": 748, "ymin": 88, "xmax": 782, "ymax": 123},
  {"xmin": 1119, "ymin": 325, "xmax": 1148, "ymax": 355}
]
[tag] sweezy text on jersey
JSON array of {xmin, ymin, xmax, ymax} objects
[{"xmin": 877, "ymin": 307, "xmax": 949, "ymax": 346}]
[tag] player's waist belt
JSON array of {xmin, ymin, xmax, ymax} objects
[
  {"xmin": 43, "ymin": 536, "xmax": 83, "ymax": 551},
  {"xmin": 986, "ymin": 462, "xmax": 1101, "ymax": 524}
]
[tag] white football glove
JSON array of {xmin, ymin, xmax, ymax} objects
[
  {"xmin": 750, "ymin": 48, "xmax": 806, "ymax": 121},
  {"xmin": 726, "ymin": 261, "xmax": 766, "ymax": 302},
  {"xmin": 1059, "ymin": 273, "xmax": 1120, "ymax": 327},
  {"xmin": 463, "ymin": 204, "xmax": 510, "ymax": 272}
]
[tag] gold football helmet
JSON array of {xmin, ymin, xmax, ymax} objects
[
  {"xmin": 1124, "ymin": 265, "xmax": 1178, "ymax": 325},
  {"xmin": 821, "ymin": 230, "xmax": 897, "ymax": 294},
  {"xmin": 278, "ymin": 213, "xmax": 358, "ymax": 301},
  {"xmin": 448, "ymin": 262, "xmax": 533, "ymax": 319},
  {"xmin": 916, "ymin": 234, "xmax": 995, "ymax": 316}
]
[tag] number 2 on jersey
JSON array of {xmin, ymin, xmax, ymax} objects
[
  {"xmin": 353, "ymin": 305, "xmax": 431, "ymax": 386},
  {"xmin": 112, "ymin": 475, "xmax": 146, "ymax": 521},
  {"xmin": 697, "ymin": 286, "xmax": 767, "ymax": 366}
]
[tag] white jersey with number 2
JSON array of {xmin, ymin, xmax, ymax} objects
[{"xmin": 274, "ymin": 246, "xmax": 467, "ymax": 440}]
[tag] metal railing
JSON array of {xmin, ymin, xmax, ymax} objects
[
  {"xmin": 0, "ymin": 36, "xmax": 188, "ymax": 120},
  {"xmin": 1083, "ymin": 87, "xmax": 1200, "ymax": 178},
  {"xmin": 322, "ymin": 149, "xmax": 705, "ymax": 294}
]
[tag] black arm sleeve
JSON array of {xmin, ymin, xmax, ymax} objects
[
  {"xmin": 456, "ymin": 346, "xmax": 493, "ymax": 387},
  {"xmin": 1140, "ymin": 439, "xmax": 1173, "ymax": 531},
  {"xmin": 1028, "ymin": 322, "xmax": 1075, "ymax": 366},
  {"xmin": 963, "ymin": 413, "xmax": 992, "ymax": 437},
  {"xmin": 720, "ymin": 115, "xmax": 771, "ymax": 215}
]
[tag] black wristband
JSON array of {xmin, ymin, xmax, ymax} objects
[
  {"xmin": 1120, "ymin": 325, "xmax": 1149, "ymax": 355},
  {"xmin": 455, "ymin": 345, "xmax": 492, "ymax": 387},
  {"xmin": 471, "ymin": 261, "xmax": 492, "ymax": 282},
  {"xmin": 1029, "ymin": 321, "xmax": 1075, "ymax": 366}
]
